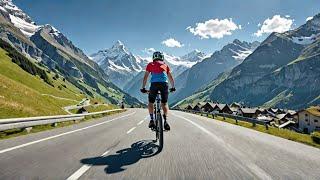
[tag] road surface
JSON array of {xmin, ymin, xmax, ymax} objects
[{"xmin": 0, "ymin": 108, "xmax": 319, "ymax": 180}]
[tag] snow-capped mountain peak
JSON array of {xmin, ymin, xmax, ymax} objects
[
  {"xmin": 180, "ymin": 49, "xmax": 206, "ymax": 62},
  {"xmin": 288, "ymin": 13, "xmax": 320, "ymax": 45},
  {"xmin": 90, "ymin": 41, "xmax": 146, "ymax": 88},
  {"xmin": 0, "ymin": 0, "xmax": 40, "ymax": 37}
]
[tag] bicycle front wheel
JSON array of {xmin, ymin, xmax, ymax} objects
[{"xmin": 157, "ymin": 112, "xmax": 164, "ymax": 149}]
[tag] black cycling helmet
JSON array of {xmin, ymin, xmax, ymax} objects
[{"xmin": 152, "ymin": 51, "xmax": 164, "ymax": 61}]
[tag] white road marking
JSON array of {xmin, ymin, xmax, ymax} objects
[
  {"xmin": 126, "ymin": 127, "xmax": 136, "ymax": 134},
  {"xmin": 173, "ymin": 113, "xmax": 272, "ymax": 180},
  {"xmin": 0, "ymin": 112, "xmax": 136, "ymax": 155},
  {"xmin": 66, "ymin": 150, "xmax": 110, "ymax": 180},
  {"xmin": 137, "ymin": 120, "xmax": 144, "ymax": 125}
]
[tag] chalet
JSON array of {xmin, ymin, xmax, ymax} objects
[
  {"xmin": 216, "ymin": 104, "xmax": 233, "ymax": 114},
  {"xmin": 185, "ymin": 105, "xmax": 193, "ymax": 110},
  {"xmin": 230, "ymin": 102, "xmax": 241, "ymax": 109},
  {"xmin": 268, "ymin": 108, "xmax": 282, "ymax": 114},
  {"xmin": 278, "ymin": 120, "xmax": 297, "ymax": 131},
  {"xmin": 193, "ymin": 104, "xmax": 201, "ymax": 111},
  {"xmin": 239, "ymin": 108, "xmax": 259, "ymax": 118},
  {"xmin": 257, "ymin": 115, "xmax": 274, "ymax": 124},
  {"xmin": 257, "ymin": 108, "xmax": 268, "ymax": 115},
  {"xmin": 201, "ymin": 102, "xmax": 218, "ymax": 112},
  {"xmin": 298, "ymin": 106, "xmax": 320, "ymax": 133},
  {"xmin": 276, "ymin": 113, "xmax": 292, "ymax": 125}
]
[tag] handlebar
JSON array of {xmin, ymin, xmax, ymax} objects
[{"xmin": 140, "ymin": 88, "xmax": 175, "ymax": 94}]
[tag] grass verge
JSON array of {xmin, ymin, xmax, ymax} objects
[
  {"xmin": 0, "ymin": 109, "xmax": 126, "ymax": 140},
  {"xmin": 198, "ymin": 113, "xmax": 320, "ymax": 149}
]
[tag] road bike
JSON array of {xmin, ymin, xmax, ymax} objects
[{"xmin": 153, "ymin": 91, "xmax": 164, "ymax": 149}]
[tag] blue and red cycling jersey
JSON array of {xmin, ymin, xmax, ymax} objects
[{"xmin": 146, "ymin": 61, "xmax": 171, "ymax": 83}]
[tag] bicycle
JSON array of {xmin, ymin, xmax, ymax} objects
[
  {"xmin": 153, "ymin": 91, "xmax": 164, "ymax": 149},
  {"xmin": 141, "ymin": 88, "xmax": 175, "ymax": 150}
]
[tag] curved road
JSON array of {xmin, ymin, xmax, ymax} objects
[{"xmin": 0, "ymin": 109, "xmax": 319, "ymax": 179}]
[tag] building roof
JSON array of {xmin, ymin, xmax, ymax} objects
[
  {"xmin": 217, "ymin": 104, "xmax": 227, "ymax": 110},
  {"xmin": 258, "ymin": 108, "xmax": 266, "ymax": 112},
  {"xmin": 241, "ymin": 108, "xmax": 258, "ymax": 114},
  {"xmin": 197, "ymin": 102, "xmax": 206, "ymax": 106},
  {"xmin": 276, "ymin": 113, "xmax": 288, "ymax": 120},
  {"xmin": 231, "ymin": 102, "xmax": 241, "ymax": 107},
  {"xmin": 287, "ymin": 110, "xmax": 297, "ymax": 115},
  {"xmin": 279, "ymin": 120, "xmax": 296, "ymax": 128},
  {"xmin": 305, "ymin": 106, "xmax": 320, "ymax": 117},
  {"xmin": 257, "ymin": 115, "xmax": 273, "ymax": 121}
]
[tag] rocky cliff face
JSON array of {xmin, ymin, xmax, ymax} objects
[
  {"xmin": 207, "ymin": 13, "xmax": 320, "ymax": 109},
  {"xmin": 170, "ymin": 39, "xmax": 260, "ymax": 104},
  {"xmin": 0, "ymin": 0, "xmax": 142, "ymax": 105}
]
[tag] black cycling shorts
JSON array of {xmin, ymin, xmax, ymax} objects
[{"xmin": 148, "ymin": 82, "xmax": 169, "ymax": 103}]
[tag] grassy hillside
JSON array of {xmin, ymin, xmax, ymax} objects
[
  {"xmin": 174, "ymin": 71, "xmax": 230, "ymax": 108},
  {"xmin": 0, "ymin": 47, "xmax": 86, "ymax": 118}
]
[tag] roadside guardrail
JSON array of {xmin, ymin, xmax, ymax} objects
[
  {"xmin": 178, "ymin": 109, "xmax": 270, "ymax": 130},
  {"xmin": 0, "ymin": 109, "xmax": 124, "ymax": 132}
]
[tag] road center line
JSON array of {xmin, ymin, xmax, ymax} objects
[
  {"xmin": 0, "ymin": 112, "xmax": 136, "ymax": 155},
  {"xmin": 172, "ymin": 113, "xmax": 272, "ymax": 180},
  {"xmin": 137, "ymin": 120, "xmax": 144, "ymax": 125},
  {"xmin": 66, "ymin": 150, "xmax": 110, "ymax": 180},
  {"xmin": 126, "ymin": 127, "xmax": 136, "ymax": 134}
]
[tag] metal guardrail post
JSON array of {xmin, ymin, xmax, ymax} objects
[
  {"xmin": 265, "ymin": 123, "xmax": 269, "ymax": 130},
  {"xmin": 235, "ymin": 117, "xmax": 238, "ymax": 124}
]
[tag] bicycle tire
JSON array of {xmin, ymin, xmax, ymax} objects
[{"xmin": 157, "ymin": 111, "xmax": 164, "ymax": 149}]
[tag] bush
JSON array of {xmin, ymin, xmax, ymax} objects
[{"xmin": 311, "ymin": 131, "xmax": 320, "ymax": 144}]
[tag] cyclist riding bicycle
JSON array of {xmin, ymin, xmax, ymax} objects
[{"xmin": 140, "ymin": 51, "xmax": 176, "ymax": 131}]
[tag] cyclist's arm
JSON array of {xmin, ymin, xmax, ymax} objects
[
  {"xmin": 142, "ymin": 71, "xmax": 150, "ymax": 89},
  {"xmin": 167, "ymin": 71, "xmax": 175, "ymax": 88}
]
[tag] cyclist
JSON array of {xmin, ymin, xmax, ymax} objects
[{"xmin": 140, "ymin": 51, "xmax": 176, "ymax": 130}]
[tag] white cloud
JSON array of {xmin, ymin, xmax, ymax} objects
[
  {"xmin": 257, "ymin": 23, "xmax": 261, "ymax": 27},
  {"xmin": 187, "ymin": 18, "xmax": 240, "ymax": 39},
  {"xmin": 306, "ymin": 16, "xmax": 313, "ymax": 21},
  {"xmin": 254, "ymin": 15, "xmax": 293, "ymax": 37},
  {"xmin": 285, "ymin": 15, "xmax": 290, "ymax": 18},
  {"xmin": 161, "ymin": 38, "xmax": 184, "ymax": 48}
]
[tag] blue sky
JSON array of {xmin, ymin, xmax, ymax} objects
[{"xmin": 15, "ymin": 0, "xmax": 320, "ymax": 57}]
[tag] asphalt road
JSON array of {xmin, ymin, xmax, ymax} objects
[{"xmin": 0, "ymin": 108, "xmax": 320, "ymax": 180}]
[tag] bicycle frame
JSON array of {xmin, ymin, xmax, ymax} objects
[{"xmin": 153, "ymin": 92, "xmax": 163, "ymax": 149}]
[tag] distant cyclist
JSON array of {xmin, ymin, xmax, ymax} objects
[{"xmin": 140, "ymin": 51, "xmax": 176, "ymax": 130}]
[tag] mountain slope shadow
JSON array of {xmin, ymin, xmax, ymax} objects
[{"xmin": 81, "ymin": 140, "xmax": 161, "ymax": 174}]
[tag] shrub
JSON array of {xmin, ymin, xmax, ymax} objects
[{"xmin": 311, "ymin": 131, "xmax": 320, "ymax": 144}]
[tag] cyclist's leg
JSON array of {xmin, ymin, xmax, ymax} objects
[
  {"xmin": 159, "ymin": 82, "xmax": 170, "ymax": 130},
  {"xmin": 148, "ymin": 83, "xmax": 158, "ymax": 128},
  {"xmin": 159, "ymin": 82, "xmax": 169, "ymax": 116}
]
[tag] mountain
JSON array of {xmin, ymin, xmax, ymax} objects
[
  {"xmin": 90, "ymin": 40, "xmax": 149, "ymax": 89},
  {"xmin": 122, "ymin": 50, "xmax": 207, "ymax": 103},
  {"xmin": 91, "ymin": 41, "xmax": 207, "ymax": 89},
  {"xmin": 163, "ymin": 52, "xmax": 206, "ymax": 77},
  {"xmin": 181, "ymin": 13, "xmax": 320, "ymax": 110},
  {"xmin": 180, "ymin": 49, "xmax": 207, "ymax": 62},
  {"xmin": 170, "ymin": 39, "xmax": 260, "ymax": 104},
  {"xmin": 0, "ymin": 0, "xmax": 142, "ymax": 107}
]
